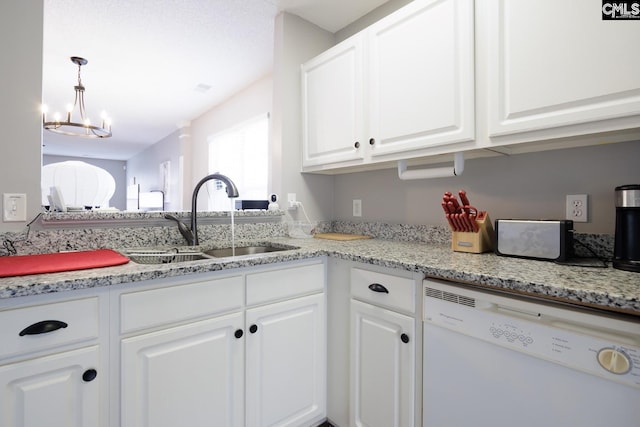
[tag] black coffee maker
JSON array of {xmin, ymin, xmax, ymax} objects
[{"xmin": 613, "ymin": 184, "xmax": 640, "ymax": 272}]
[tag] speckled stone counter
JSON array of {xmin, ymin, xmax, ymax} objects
[{"xmin": 1, "ymin": 236, "xmax": 638, "ymax": 316}]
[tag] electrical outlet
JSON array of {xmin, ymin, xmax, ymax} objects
[
  {"xmin": 353, "ymin": 199, "xmax": 362, "ymax": 217},
  {"xmin": 566, "ymin": 194, "xmax": 588, "ymax": 222},
  {"xmin": 287, "ymin": 193, "xmax": 297, "ymax": 209}
]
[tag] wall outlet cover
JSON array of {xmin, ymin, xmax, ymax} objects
[{"xmin": 3, "ymin": 193, "xmax": 27, "ymax": 222}]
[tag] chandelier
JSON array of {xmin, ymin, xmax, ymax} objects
[{"xmin": 42, "ymin": 56, "xmax": 112, "ymax": 138}]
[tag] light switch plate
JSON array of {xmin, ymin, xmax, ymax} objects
[{"xmin": 3, "ymin": 193, "xmax": 27, "ymax": 222}]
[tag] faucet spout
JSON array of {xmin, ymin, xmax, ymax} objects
[
  {"xmin": 164, "ymin": 213, "xmax": 195, "ymax": 246},
  {"xmin": 189, "ymin": 173, "xmax": 239, "ymax": 246}
]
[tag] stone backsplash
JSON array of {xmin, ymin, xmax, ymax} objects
[{"xmin": 0, "ymin": 214, "xmax": 614, "ymax": 261}]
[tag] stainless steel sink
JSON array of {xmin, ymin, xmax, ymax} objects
[
  {"xmin": 122, "ymin": 243, "xmax": 298, "ymax": 263},
  {"xmin": 124, "ymin": 249, "xmax": 210, "ymax": 264},
  {"xmin": 204, "ymin": 244, "xmax": 298, "ymax": 258}
]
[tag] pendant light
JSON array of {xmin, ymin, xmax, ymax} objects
[{"xmin": 42, "ymin": 56, "xmax": 112, "ymax": 138}]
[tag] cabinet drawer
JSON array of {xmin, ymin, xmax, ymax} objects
[
  {"xmin": 0, "ymin": 297, "xmax": 99, "ymax": 360},
  {"xmin": 246, "ymin": 262, "xmax": 324, "ymax": 306},
  {"xmin": 120, "ymin": 275, "xmax": 244, "ymax": 334},
  {"xmin": 351, "ymin": 268, "xmax": 416, "ymax": 313}
]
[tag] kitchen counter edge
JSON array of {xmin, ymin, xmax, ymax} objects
[{"xmin": 0, "ymin": 237, "xmax": 638, "ymax": 316}]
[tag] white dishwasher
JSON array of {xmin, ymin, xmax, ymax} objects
[{"xmin": 422, "ymin": 279, "xmax": 640, "ymax": 427}]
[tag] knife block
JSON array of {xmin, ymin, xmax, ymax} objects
[{"xmin": 451, "ymin": 213, "xmax": 494, "ymax": 254}]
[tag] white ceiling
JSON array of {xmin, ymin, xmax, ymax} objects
[{"xmin": 42, "ymin": 0, "xmax": 389, "ymax": 161}]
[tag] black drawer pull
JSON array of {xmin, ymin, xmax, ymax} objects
[
  {"xmin": 19, "ymin": 320, "xmax": 68, "ymax": 336},
  {"xmin": 368, "ymin": 283, "xmax": 389, "ymax": 294}
]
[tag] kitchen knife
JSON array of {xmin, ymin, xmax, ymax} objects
[
  {"xmin": 442, "ymin": 203, "xmax": 456, "ymax": 230},
  {"xmin": 469, "ymin": 213, "xmax": 479, "ymax": 232},
  {"xmin": 459, "ymin": 190, "xmax": 471, "ymax": 207}
]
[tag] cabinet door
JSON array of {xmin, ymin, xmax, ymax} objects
[
  {"xmin": 246, "ymin": 293, "xmax": 326, "ymax": 427},
  {"xmin": 368, "ymin": 0, "xmax": 475, "ymax": 157},
  {"xmin": 302, "ymin": 35, "xmax": 366, "ymax": 168},
  {"xmin": 487, "ymin": 0, "xmax": 640, "ymax": 137},
  {"xmin": 351, "ymin": 300, "xmax": 415, "ymax": 427},
  {"xmin": 121, "ymin": 313, "xmax": 244, "ymax": 427},
  {"xmin": 0, "ymin": 346, "xmax": 100, "ymax": 427}
]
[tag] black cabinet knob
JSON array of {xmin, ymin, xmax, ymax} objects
[
  {"xmin": 19, "ymin": 320, "xmax": 68, "ymax": 336},
  {"xmin": 368, "ymin": 283, "xmax": 389, "ymax": 294},
  {"xmin": 234, "ymin": 329, "xmax": 244, "ymax": 339},
  {"xmin": 401, "ymin": 333, "xmax": 410, "ymax": 344},
  {"xmin": 249, "ymin": 324, "xmax": 258, "ymax": 334},
  {"xmin": 82, "ymin": 369, "xmax": 97, "ymax": 382},
  {"xmin": 369, "ymin": 138, "xmax": 375, "ymax": 145},
  {"xmin": 354, "ymin": 141, "xmax": 360, "ymax": 149}
]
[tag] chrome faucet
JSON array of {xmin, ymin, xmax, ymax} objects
[{"xmin": 164, "ymin": 173, "xmax": 239, "ymax": 246}]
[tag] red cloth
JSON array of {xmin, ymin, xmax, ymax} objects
[{"xmin": 0, "ymin": 249, "xmax": 129, "ymax": 277}]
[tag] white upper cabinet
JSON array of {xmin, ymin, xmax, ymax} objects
[
  {"xmin": 301, "ymin": 0, "xmax": 475, "ymax": 172},
  {"xmin": 368, "ymin": 0, "xmax": 475, "ymax": 158},
  {"xmin": 485, "ymin": 0, "xmax": 640, "ymax": 140},
  {"xmin": 302, "ymin": 36, "xmax": 366, "ymax": 167},
  {"xmin": 302, "ymin": 0, "xmax": 640, "ymax": 173}
]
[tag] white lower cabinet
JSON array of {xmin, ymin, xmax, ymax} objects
[
  {"xmin": 121, "ymin": 313, "xmax": 244, "ymax": 427},
  {"xmin": 350, "ymin": 300, "xmax": 415, "ymax": 427},
  {"xmin": 0, "ymin": 345, "xmax": 100, "ymax": 427},
  {"xmin": 349, "ymin": 267, "xmax": 421, "ymax": 427},
  {"xmin": 0, "ymin": 293, "xmax": 106, "ymax": 427},
  {"xmin": 116, "ymin": 259, "xmax": 326, "ymax": 427},
  {"xmin": 246, "ymin": 293, "xmax": 326, "ymax": 427}
]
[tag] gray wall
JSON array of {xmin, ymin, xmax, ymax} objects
[
  {"xmin": 332, "ymin": 140, "xmax": 640, "ymax": 234},
  {"xmin": 271, "ymin": 13, "xmax": 336, "ymax": 222},
  {"xmin": 0, "ymin": 1, "xmax": 43, "ymax": 232},
  {"xmin": 43, "ymin": 155, "xmax": 127, "ymax": 211},
  {"xmin": 127, "ymin": 130, "xmax": 182, "ymax": 211}
]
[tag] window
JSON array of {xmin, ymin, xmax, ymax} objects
[{"xmin": 207, "ymin": 113, "xmax": 269, "ymax": 211}]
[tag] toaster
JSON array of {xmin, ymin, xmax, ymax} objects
[{"xmin": 495, "ymin": 219, "xmax": 574, "ymax": 261}]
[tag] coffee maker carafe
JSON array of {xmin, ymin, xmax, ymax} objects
[{"xmin": 613, "ymin": 184, "xmax": 640, "ymax": 272}]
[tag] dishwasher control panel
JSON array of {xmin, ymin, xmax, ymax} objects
[{"xmin": 423, "ymin": 280, "xmax": 640, "ymax": 389}]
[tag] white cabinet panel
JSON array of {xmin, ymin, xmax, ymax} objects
[
  {"xmin": 302, "ymin": 36, "xmax": 365, "ymax": 167},
  {"xmin": 368, "ymin": 0, "xmax": 475, "ymax": 156},
  {"xmin": 351, "ymin": 267, "xmax": 416, "ymax": 313},
  {"xmin": 246, "ymin": 293, "xmax": 326, "ymax": 427},
  {"xmin": 0, "ymin": 297, "xmax": 99, "ymax": 360},
  {"xmin": 350, "ymin": 299, "xmax": 415, "ymax": 427},
  {"xmin": 301, "ymin": 0, "xmax": 475, "ymax": 172},
  {"xmin": 246, "ymin": 262, "xmax": 324, "ymax": 305},
  {"xmin": 0, "ymin": 346, "xmax": 100, "ymax": 427},
  {"xmin": 120, "ymin": 275, "xmax": 243, "ymax": 334},
  {"xmin": 487, "ymin": 0, "xmax": 640, "ymax": 137},
  {"xmin": 121, "ymin": 313, "xmax": 244, "ymax": 427}
]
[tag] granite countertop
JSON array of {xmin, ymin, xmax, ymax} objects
[{"xmin": 0, "ymin": 236, "xmax": 638, "ymax": 316}]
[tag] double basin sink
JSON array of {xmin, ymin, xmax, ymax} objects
[{"xmin": 122, "ymin": 243, "xmax": 299, "ymax": 264}]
